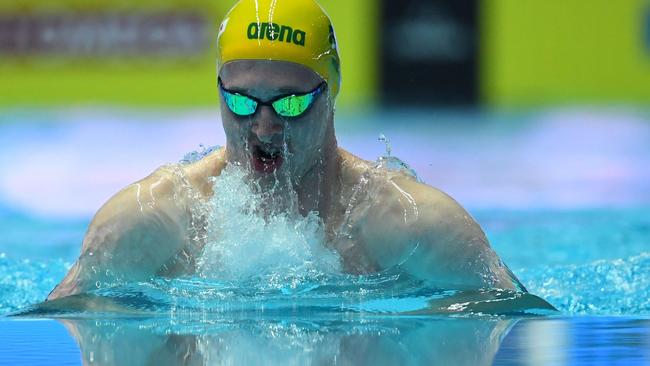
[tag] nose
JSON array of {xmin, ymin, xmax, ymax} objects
[{"xmin": 251, "ymin": 105, "xmax": 283, "ymax": 143}]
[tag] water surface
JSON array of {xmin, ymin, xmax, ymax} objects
[{"xmin": 1, "ymin": 108, "xmax": 649, "ymax": 364}]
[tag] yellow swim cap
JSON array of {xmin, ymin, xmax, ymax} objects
[{"xmin": 217, "ymin": 0, "xmax": 341, "ymax": 99}]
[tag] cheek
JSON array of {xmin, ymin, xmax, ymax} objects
[
  {"xmin": 222, "ymin": 115, "xmax": 247, "ymax": 143},
  {"xmin": 222, "ymin": 119, "xmax": 238, "ymax": 138},
  {"xmin": 288, "ymin": 103, "xmax": 330, "ymax": 153},
  {"xmin": 287, "ymin": 121, "xmax": 327, "ymax": 166}
]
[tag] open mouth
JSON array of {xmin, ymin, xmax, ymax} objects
[{"xmin": 251, "ymin": 144, "xmax": 284, "ymax": 173}]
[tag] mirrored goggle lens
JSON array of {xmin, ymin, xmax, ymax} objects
[
  {"xmin": 223, "ymin": 91, "xmax": 258, "ymax": 116},
  {"xmin": 272, "ymin": 93, "xmax": 316, "ymax": 117}
]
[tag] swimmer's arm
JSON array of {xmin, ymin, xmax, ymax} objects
[
  {"xmin": 47, "ymin": 168, "xmax": 191, "ymax": 301},
  {"xmin": 363, "ymin": 177, "xmax": 521, "ymax": 290}
]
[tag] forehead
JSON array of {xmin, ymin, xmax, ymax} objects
[{"xmin": 219, "ymin": 60, "xmax": 323, "ymax": 94}]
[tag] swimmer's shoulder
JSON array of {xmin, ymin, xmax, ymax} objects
[
  {"xmin": 337, "ymin": 147, "xmax": 376, "ymax": 184},
  {"xmin": 370, "ymin": 177, "xmax": 522, "ymax": 289},
  {"xmin": 338, "ymin": 147, "xmax": 477, "ymax": 231},
  {"xmin": 48, "ymin": 149, "xmax": 227, "ymax": 300},
  {"xmin": 341, "ymin": 155, "xmax": 527, "ymax": 289},
  {"xmin": 48, "ymin": 152, "xmax": 223, "ymax": 300},
  {"xmin": 337, "ymin": 148, "xmax": 496, "ymax": 272},
  {"xmin": 175, "ymin": 147, "xmax": 227, "ymax": 198},
  {"xmin": 92, "ymin": 147, "xmax": 226, "ymax": 225},
  {"xmin": 370, "ymin": 171, "xmax": 487, "ymax": 248}
]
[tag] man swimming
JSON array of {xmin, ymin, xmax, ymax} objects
[{"xmin": 48, "ymin": 0, "xmax": 525, "ymax": 301}]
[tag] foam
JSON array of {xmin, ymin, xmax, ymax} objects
[{"xmin": 196, "ymin": 164, "xmax": 341, "ymax": 290}]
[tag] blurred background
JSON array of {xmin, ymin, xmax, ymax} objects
[
  {"xmin": 0, "ymin": 0, "xmax": 649, "ymax": 217},
  {"xmin": 2, "ymin": 0, "xmax": 649, "ymax": 107},
  {"xmin": 1, "ymin": 0, "xmax": 650, "ymax": 320}
]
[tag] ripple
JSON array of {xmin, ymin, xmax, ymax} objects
[{"xmin": 520, "ymin": 252, "xmax": 650, "ymax": 315}]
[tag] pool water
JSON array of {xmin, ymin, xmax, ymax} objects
[
  {"xmin": 2, "ymin": 206, "xmax": 648, "ymax": 317},
  {"xmin": 1, "ymin": 316, "xmax": 649, "ymax": 365},
  {"xmin": 1, "ymin": 108, "xmax": 649, "ymax": 364}
]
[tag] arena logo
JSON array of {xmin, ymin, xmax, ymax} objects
[{"xmin": 247, "ymin": 22, "xmax": 306, "ymax": 46}]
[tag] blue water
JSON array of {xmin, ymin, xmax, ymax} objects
[
  {"xmin": 1, "ymin": 316, "xmax": 649, "ymax": 365},
  {"xmin": 1, "ymin": 108, "xmax": 649, "ymax": 364},
  {"xmin": 2, "ymin": 206, "xmax": 648, "ymax": 317}
]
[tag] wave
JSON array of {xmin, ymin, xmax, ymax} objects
[
  {"xmin": 14, "ymin": 267, "xmax": 556, "ymax": 318},
  {"xmin": 520, "ymin": 252, "xmax": 650, "ymax": 315}
]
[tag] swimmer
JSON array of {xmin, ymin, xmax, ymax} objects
[{"xmin": 47, "ymin": 0, "xmax": 525, "ymax": 301}]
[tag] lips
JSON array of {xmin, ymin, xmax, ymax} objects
[{"xmin": 251, "ymin": 144, "xmax": 284, "ymax": 173}]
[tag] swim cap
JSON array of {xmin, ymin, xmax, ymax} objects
[{"xmin": 217, "ymin": 0, "xmax": 341, "ymax": 99}]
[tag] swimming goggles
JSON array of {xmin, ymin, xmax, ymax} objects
[{"xmin": 218, "ymin": 77, "xmax": 326, "ymax": 118}]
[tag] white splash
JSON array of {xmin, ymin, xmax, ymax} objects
[{"xmin": 196, "ymin": 164, "xmax": 341, "ymax": 287}]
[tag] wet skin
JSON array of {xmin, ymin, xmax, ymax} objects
[{"xmin": 48, "ymin": 60, "xmax": 524, "ymax": 301}]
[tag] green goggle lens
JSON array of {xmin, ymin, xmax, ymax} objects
[
  {"xmin": 271, "ymin": 94, "xmax": 316, "ymax": 117},
  {"xmin": 222, "ymin": 92, "xmax": 258, "ymax": 116},
  {"xmin": 219, "ymin": 79, "xmax": 325, "ymax": 118}
]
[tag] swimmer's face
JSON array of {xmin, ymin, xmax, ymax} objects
[{"xmin": 219, "ymin": 60, "xmax": 334, "ymax": 184}]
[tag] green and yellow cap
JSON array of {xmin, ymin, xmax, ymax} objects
[{"xmin": 217, "ymin": 0, "xmax": 341, "ymax": 99}]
